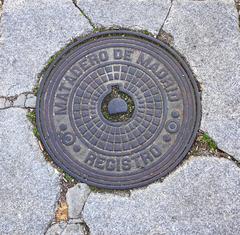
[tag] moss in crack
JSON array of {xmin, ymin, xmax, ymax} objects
[
  {"xmin": 92, "ymin": 26, "xmax": 124, "ymax": 34},
  {"xmin": 188, "ymin": 131, "xmax": 217, "ymax": 156},
  {"xmin": 187, "ymin": 131, "xmax": 240, "ymax": 170},
  {"xmin": 26, "ymin": 110, "xmax": 40, "ymax": 139},
  {"xmin": 46, "ymin": 48, "xmax": 65, "ymax": 67},
  {"xmin": 157, "ymin": 30, "xmax": 174, "ymax": 46},
  {"xmin": 32, "ymin": 83, "xmax": 40, "ymax": 96},
  {"xmin": 89, "ymin": 186, "xmax": 131, "ymax": 196},
  {"xmin": 92, "ymin": 26, "xmax": 106, "ymax": 33},
  {"xmin": 92, "ymin": 26, "xmax": 154, "ymax": 37},
  {"xmin": 199, "ymin": 133, "xmax": 217, "ymax": 151},
  {"xmin": 58, "ymin": 169, "xmax": 76, "ymax": 184},
  {"xmin": 137, "ymin": 29, "xmax": 154, "ymax": 37}
]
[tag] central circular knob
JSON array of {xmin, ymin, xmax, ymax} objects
[
  {"xmin": 108, "ymin": 98, "xmax": 128, "ymax": 115},
  {"xmin": 101, "ymin": 85, "xmax": 135, "ymax": 122}
]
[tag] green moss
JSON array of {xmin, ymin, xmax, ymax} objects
[
  {"xmin": 93, "ymin": 27, "xmax": 106, "ymax": 33},
  {"xmin": 89, "ymin": 186, "xmax": 130, "ymax": 195},
  {"xmin": 26, "ymin": 110, "xmax": 41, "ymax": 140},
  {"xmin": 63, "ymin": 173, "xmax": 75, "ymax": 183},
  {"xmin": 199, "ymin": 133, "xmax": 217, "ymax": 151},
  {"xmin": 92, "ymin": 27, "xmax": 154, "ymax": 38},
  {"xmin": 57, "ymin": 168, "xmax": 75, "ymax": 183},
  {"xmin": 46, "ymin": 48, "xmax": 65, "ymax": 67},
  {"xmin": 33, "ymin": 127, "xmax": 40, "ymax": 139},
  {"xmin": 138, "ymin": 29, "xmax": 154, "ymax": 37},
  {"xmin": 89, "ymin": 186, "xmax": 114, "ymax": 193},
  {"xmin": 32, "ymin": 83, "xmax": 40, "ymax": 96},
  {"xmin": 26, "ymin": 110, "xmax": 36, "ymax": 124}
]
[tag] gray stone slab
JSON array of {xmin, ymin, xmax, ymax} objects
[
  {"xmin": 14, "ymin": 94, "xmax": 26, "ymax": 108},
  {"xmin": 0, "ymin": 0, "xmax": 92, "ymax": 97},
  {"xmin": 61, "ymin": 223, "xmax": 85, "ymax": 235},
  {"xmin": 0, "ymin": 97, "xmax": 12, "ymax": 109},
  {"xmin": 66, "ymin": 183, "xmax": 91, "ymax": 219},
  {"xmin": 0, "ymin": 108, "xmax": 60, "ymax": 234},
  {"xmin": 77, "ymin": 0, "xmax": 171, "ymax": 35},
  {"xmin": 25, "ymin": 94, "xmax": 36, "ymax": 108},
  {"xmin": 162, "ymin": 0, "xmax": 240, "ymax": 159},
  {"xmin": 0, "ymin": 98, "xmax": 6, "ymax": 109},
  {"xmin": 83, "ymin": 156, "xmax": 240, "ymax": 235},
  {"xmin": 44, "ymin": 220, "xmax": 85, "ymax": 235}
]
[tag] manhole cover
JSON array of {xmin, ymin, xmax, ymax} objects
[{"xmin": 37, "ymin": 30, "xmax": 201, "ymax": 189}]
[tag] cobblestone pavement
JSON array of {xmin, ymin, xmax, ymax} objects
[{"xmin": 0, "ymin": 0, "xmax": 240, "ymax": 234}]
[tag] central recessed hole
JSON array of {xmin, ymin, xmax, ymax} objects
[{"xmin": 101, "ymin": 85, "xmax": 135, "ymax": 122}]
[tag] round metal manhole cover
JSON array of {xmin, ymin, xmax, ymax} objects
[{"xmin": 36, "ymin": 30, "xmax": 201, "ymax": 189}]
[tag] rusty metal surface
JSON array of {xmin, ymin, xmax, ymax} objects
[{"xmin": 36, "ymin": 30, "xmax": 201, "ymax": 189}]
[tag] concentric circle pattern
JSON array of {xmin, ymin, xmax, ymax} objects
[
  {"xmin": 71, "ymin": 64, "xmax": 165, "ymax": 156},
  {"xmin": 36, "ymin": 30, "xmax": 201, "ymax": 189}
]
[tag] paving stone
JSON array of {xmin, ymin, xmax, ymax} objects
[
  {"xmin": 66, "ymin": 183, "xmax": 91, "ymax": 218},
  {"xmin": 0, "ymin": 108, "xmax": 60, "ymax": 234},
  {"xmin": 83, "ymin": 156, "xmax": 240, "ymax": 235},
  {"xmin": 68, "ymin": 218, "xmax": 84, "ymax": 224},
  {"xmin": 4, "ymin": 99, "xmax": 12, "ymax": 108},
  {"xmin": 0, "ymin": 97, "xmax": 12, "ymax": 109},
  {"xmin": 162, "ymin": 0, "xmax": 240, "ymax": 160},
  {"xmin": 0, "ymin": 0, "xmax": 92, "ymax": 97},
  {"xmin": 77, "ymin": 0, "xmax": 171, "ymax": 34},
  {"xmin": 14, "ymin": 93, "xmax": 26, "ymax": 107},
  {"xmin": 45, "ymin": 222, "xmax": 67, "ymax": 235},
  {"xmin": 61, "ymin": 223, "xmax": 85, "ymax": 235},
  {"xmin": 25, "ymin": 94, "xmax": 36, "ymax": 108},
  {"xmin": 0, "ymin": 98, "xmax": 5, "ymax": 109}
]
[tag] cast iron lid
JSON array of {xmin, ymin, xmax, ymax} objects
[{"xmin": 36, "ymin": 30, "xmax": 201, "ymax": 189}]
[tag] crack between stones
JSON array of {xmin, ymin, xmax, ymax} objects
[
  {"xmin": 59, "ymin": 225, "xmax": 67, "ymax": 235},
  {"xmin": 72, "ymin": 0, "xmax": 96, "ymax": 29},
  {"xmin": 0, "ymin": 92, "xmax": 36, "ymax": 110},
  {"xmin": 190, "ymin": 130, "xmax": 240, "ymax": 169},
  {"xmin": 79, "ymin": 191, "xmax": 92, "ymax": 235},
  {"xmin": 45, "ymin": 181, "xmax": 92, "ymax": 235},
  {"xmin": 150, "ymin": 130, "xmax": 240, "ymax": 186},
  {"xmin": 217, "ymin": 148, "xmax": 240, "ymax": 168},
  {"xmin": 157, "ymin": 0, "xmax": 173, "ymax": 37},
  {"xmin": 0, "ymin": 106, "xmax": 31, "ymax": 110}
]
